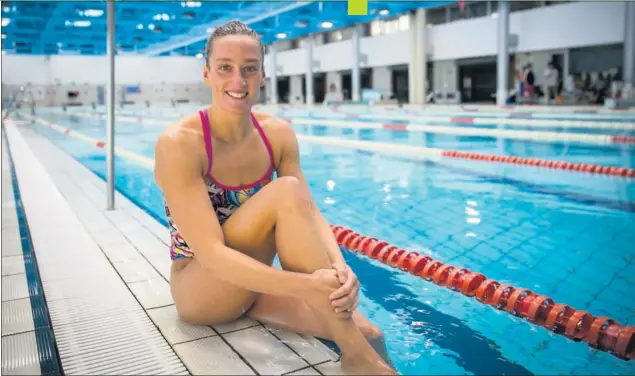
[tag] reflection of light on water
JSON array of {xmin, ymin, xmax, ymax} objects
[
  {"xmin": 383, "ymin": 184, "xmax": 391, "ymax": 193},
  {"xmin": 326, "ymin": 180, "xmax": 336, "ymax": 191},
  {"xmin": 465, "ymin": 232, "xmax": 477, "ymax": 238},
  {"xmin": 466, "ymin": 217, "xmax": 481, "ymax": 224},
  {"xmin": 324, "ymin": 197, "xmax": 335, "ymax": 205}
]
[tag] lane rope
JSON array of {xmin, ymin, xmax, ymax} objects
[
  {"xmin": 329, "ymin": 224, "xmax": 634, "ymax": 361},
  {"xmin": 28, "ymin": 111, "xmax": 635, "ymax": 178}
]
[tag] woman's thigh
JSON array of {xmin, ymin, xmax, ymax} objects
[{"xmin": 169, "ymin": 181, "xmax": 285, "ymax": 325}]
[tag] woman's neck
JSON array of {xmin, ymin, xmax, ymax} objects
[{"xmin": 207, "ymin": 105, "xmax": 253, "ymax": 144}]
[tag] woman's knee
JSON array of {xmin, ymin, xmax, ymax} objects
[{"xmin": 271, "ymin": 176, "xmax": 313, "ymax": 212}]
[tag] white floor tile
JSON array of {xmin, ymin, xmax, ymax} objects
[
  {"xmin": 1, "ymin": 298, "xmax": 35, "ymax": 336},
  {"xmin": 173, "ymin": 336, "xmax": 255, "ymax": 375},
  {"xmin": 112, "ymin": 258, "xmax": 161, "ymax": 283},
  {"xmin": 146, "ymin": 305, "xmax": 216, "ymax": 345},
  {"xmin": 213, "ymin": 316, "xmax": 260, "ymax": 334},
  {"xmin": 1, "ymin": 255, "xmax": 26, "ymax": 276},
  {"xmin": 1, "ymin": 331, "xmax": 41, "ymax": 375},
  {"xmin": 223, "ymin": 326, "xmax": 308, "ymax": 375},
  {"xmin": 128, "ymin": 277, "xmax": 173, "ymax": 309},
  {"xmin": 314, "ymin": 361, "xmax": 346, "ymax": 375},
  {"xmin": 287, "ymin": 366, "xmax": 321, "ymax": 375},
  {"xmin": 266, "ymin": 326, "xmax": 336, "ymax": 365},
  {"xmin": 1, "ymin": 274, "xmax": 30, "ymax": 302}
]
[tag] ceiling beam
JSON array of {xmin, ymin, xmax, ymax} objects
[{"xmin": 140, "ymin": 1, "xmax": 315, "ymax": 56}]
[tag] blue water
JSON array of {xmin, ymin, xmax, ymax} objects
[{"xmin": 17, "ymin": 108, "xmax": 635, "ymax": 375}]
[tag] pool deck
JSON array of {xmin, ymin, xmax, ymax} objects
[{"xmin": 1, "ymin": 119, "xmax": 343, "ymax": 375}]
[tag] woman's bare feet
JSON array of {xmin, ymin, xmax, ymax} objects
[{"xmin": 341, "ymin": 352, "xmax": 398, "ymax": 375}]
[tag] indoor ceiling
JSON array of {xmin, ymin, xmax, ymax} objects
[{"xmin": 1, "ymin": 1, "xmax": 453, "ymax": 57}]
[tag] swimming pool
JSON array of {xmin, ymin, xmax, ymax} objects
[{"xmin": 16, "ymin": 105, "xmax": 635, "ymax": 375}]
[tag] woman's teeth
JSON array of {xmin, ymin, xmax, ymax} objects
[{"xmin": 226, "ymin": 91, "xmax": 248, "ymax": 99}]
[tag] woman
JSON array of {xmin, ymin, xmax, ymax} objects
[{"xmin": 154, "ymin": 20, "xmax": 395, "ymax": 375}]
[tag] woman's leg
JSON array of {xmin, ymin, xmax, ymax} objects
[
  {"xmin": 247, "ymin": 294, "xmax": 394, "ymax": 368},
  {"xmin": 172, "ymin": 176, "xmax": 395, "ymax": 374}
]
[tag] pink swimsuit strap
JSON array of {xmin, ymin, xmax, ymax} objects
[{"xmin": 198, "ymin": 110, "xmax": 275, "ymax": 190}]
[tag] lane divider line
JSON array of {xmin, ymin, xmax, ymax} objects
[
  {"xmin": 329, "ymin": 224, "xmax": 634, "ymax": 362},
  {"xmin": 32, "ymin": 111, "xmax": 635, "ymax": 178},
  {"xmin": 271, "ymin": 110, "xmax": 635, "ymax": 131},
  {"xmin": 287, "ymin": 118, "xmax": 634, "ymax": 146}
]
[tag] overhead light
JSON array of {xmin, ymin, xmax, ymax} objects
[
  {"xmin": 378, "ymin": 9, "xmax": 389, "ymax": 16},
  {"xmin": 181, "ymin": 1, "xmax": 201, "ymax": 8},
  {"xmin": 319, "ymin": 21, "xmax": 333, "ymax": 28},
  {"xmin": 137, "ymin": 24, "xmax": 144, "ymax": 30},
  {"xmin": 1, "ymin": 34, "xmax": 6, "ymax": 39},
  {"xmin": 84, "ymin": 9, "xmax": 104, "ymax": 17},
  {"xmin": 2, "ymin": 7, "xmax": 9, "ymax": 13},
  {"xmin": 276, "ymin": 33, "xmax": 287, "ymax": 39},
  {"xmin": 73, "ymin": 20, "xmax": 91, "ymax": 27},
  {"xmin": 148, "ymin": 24, "xmax": 155, "ymax": 30},
  {"xmin": 195, "ymin": 53, "xmax": 203, "ymax": 59},
  {"xmin": 1, "ymin": 18, "xmax": 10, "ymax": 27},
  {"xmin": 153, "ymin": 13, "xmax": 171, "ymax": 21}
]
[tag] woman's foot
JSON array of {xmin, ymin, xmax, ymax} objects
[{"xmin": 341, "ymin": 352, "xmax": 397, "ymax": 375}]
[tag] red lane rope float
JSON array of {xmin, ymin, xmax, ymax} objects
[
  {"xmin": 329, "ymin": 224, "xmax": 635, "ymax": 361},
  {"xmin": 440, "ymin": 150, "xmax": 635, "ymax": 178},
  {"xmin": 612, "ymin": 136, "xmax": 635, "ymax": 144}
]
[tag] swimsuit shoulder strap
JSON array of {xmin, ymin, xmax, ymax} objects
[{"xmin": 198, "ymin": 110, "xmax": 214, "ymax": 176}]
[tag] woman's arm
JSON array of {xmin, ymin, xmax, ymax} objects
[{"xmin": 154, "ymin": 127, "xmax": 316, "ymax": 299}]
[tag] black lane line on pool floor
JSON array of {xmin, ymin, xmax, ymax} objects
[{"xmin": 2, "ymin": 127, "xmax": 63, "ymax": 376}]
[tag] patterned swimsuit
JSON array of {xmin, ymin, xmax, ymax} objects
[{"xmin": 165, "ymin": 110, "xmax": 276, "ymax": 261}]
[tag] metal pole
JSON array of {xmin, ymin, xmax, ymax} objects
[{"xmin": 106, "ymin": 0, "xmax": 116, "ymax": 210}]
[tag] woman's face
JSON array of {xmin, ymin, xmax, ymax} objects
[{"xmin": 204, "ymin": 34, "xmax": 265, "ymax": 114}]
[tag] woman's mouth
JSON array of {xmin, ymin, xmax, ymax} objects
[{"xmin": 225, "ymin": 91, "xmax": 248, "ymax": 100}]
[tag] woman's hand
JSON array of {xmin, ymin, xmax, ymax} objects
[
  {"xmin": 307, "ymin": 269, "xmax": 342, "ymax": 306},
  {"xmin": 329, "ymin": 263, "xmax": 360, "ymax": 319}
]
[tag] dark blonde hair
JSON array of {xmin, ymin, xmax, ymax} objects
[{"xmin": 204, "ymin": 20, "xmax": 264, "ymax": 68}]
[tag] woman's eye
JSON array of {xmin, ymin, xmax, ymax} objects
[{"xmin": 219, "ymin": 65, "xmax": 231, "ymax": 72}]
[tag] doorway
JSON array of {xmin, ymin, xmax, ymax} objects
[
  {"xmin": 277, "ymin": 77, "xmax": 290, "ymax": 103},
  {"xmin": 391, "ymin": 67, "xmax": 409, "ymax": 104},
  {"xmin": 313, "ymin": 73, "xmax": 326, "ymax": 103}
]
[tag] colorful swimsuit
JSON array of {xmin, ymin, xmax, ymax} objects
[{"xmin": 165, "ymin": 110, "xmax": 276, "ymax": 261}]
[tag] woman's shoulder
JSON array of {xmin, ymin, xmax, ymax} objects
[
  {"xmin": 155, "ymin": 112, "xmax": 205, "ymax": 162},
  {"xmin": 252, "ymin": 111, "xmax": 293, "ymax": 136}
]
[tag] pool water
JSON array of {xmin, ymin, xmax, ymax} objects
[{"xmin": 17, "ymin": 107, "xmax": 635, "ymax": 375}]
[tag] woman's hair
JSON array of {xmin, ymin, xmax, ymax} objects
[{"xmin": 204, "ymin": 20, "xmax": 264, "ymax": 67}]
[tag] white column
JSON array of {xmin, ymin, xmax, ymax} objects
[
  {"xmin": 351, "ymin": 25, "xmax": 361, "ymax": 102},
  {"xmin": 496, "ymin": 0, "xmax": 510, "ymax": 106},
  {"xmin": 408, "ymin": 8, "xmax": 427, "ymax": 104},
  {"xmin": 305, "ymin": 37, "xmax": 314, "ymax": 105},
  {"xmin": 417, "ymin": 8, "xmax": 427, "ymax": 102},
  {"xmin": 270, "ymin": 44, "xmax": 278, "ymax": 105},
  {"xmin": 623, "ymin": 1, "xmax": 635, "ymax": 99}
]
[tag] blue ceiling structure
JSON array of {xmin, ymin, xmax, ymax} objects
[{"xmin": 1, "ymin": 1, "xmax": 453, "ymax": 57}]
